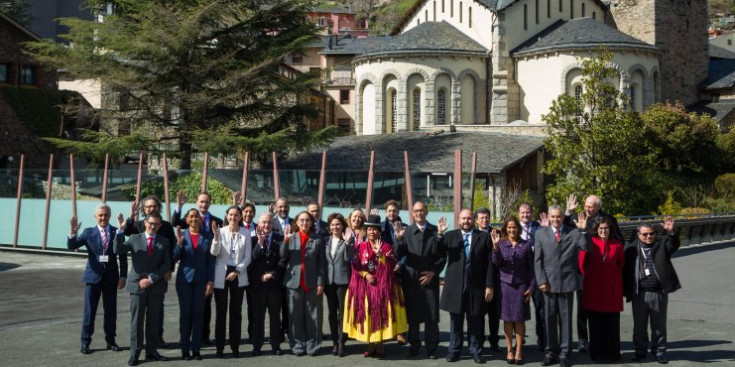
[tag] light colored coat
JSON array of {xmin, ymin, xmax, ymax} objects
[{"xmin": 211, "ymin": 226, "xmax": 252, "ymax": 288}]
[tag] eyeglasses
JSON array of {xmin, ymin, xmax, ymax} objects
[
  {"xmin": 639, "ymin": 232, "xmax": 655, "ymax": 237},
  {"xmin": 598, "ymin": 227, "xmax": 610, "ymax": 231},
  {"xmin": 146, "ymin": 222, "xmax": 162, "ymax": 227}
]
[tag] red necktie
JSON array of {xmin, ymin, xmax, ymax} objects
[
  {"xmin": 147, "ymin": 236, "xmax": 153, "ymax": 257},
  {"xmin": 555, "ymin": 229, "xmax": 560, "ymax": 242}
]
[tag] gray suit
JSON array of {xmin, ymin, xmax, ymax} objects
[
  {"xmin": 114, "ymin": 232, "xmax": 171, "ymax": 357},
  {"xmin": 279, "ymin": 232, "xmax": 326, "ymax": 355},
  {"xmin": 534, "ymin": 226, "xmax": 590, "ymax": 360},
  {"xmin": 324, "ymin": 238, "xmax": 353, "ymax": 344}
]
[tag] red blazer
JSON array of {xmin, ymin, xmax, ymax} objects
[{"xmin": 579, "ymin": 236, "xmax": 625, "ymax": 313}]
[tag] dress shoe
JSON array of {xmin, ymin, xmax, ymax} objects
[
  {"xmin": 407, "ymin": 349, "xmax": 419, "ymax": 358},
  {"xmin": 202, "ymin": 338, "xmax": 214, "ymax": 346},
  {"xmin": 515, "ymin": 359, "xmax": 524, "ymax": 365},
  {"xmin": 251, "ymin": 349, "xmax": 261, "ymax": 357},
  {"xmin": 295, "ymin": 351, "xmax": 307, "ymax": 357},
  {"xmin": 560, "ymin": 358, "xmax": 572, "ymax": 367},
  {"xmin": 128, "ymin": 355, "xmax": 139, "ymax": 366},
  {"xmin": 182, "ymin": 351, "xmax": 191, "ymax": 361},
  {"xmin": 157, "ymin": 337, "xmax": 167, "ymax": 349},
  {"xmin": 145, "ymin": 352, "xmax": 170, "ymax": 361},
  {"xmin": 632, "ymin": 353, "xmax": 646, "ymax": 361},
  {"xmin": 490, "ymin": 344, "xmax": 501, "ymax": 352},
  {"xmin": 337, "ymin": 342, "xmax": 346, "ymax": 357},
  {"xmin": 446, "ymin": 354, "xmax": 459, "ymax": 362},
  {"xmin": 332, "ymin": 345, "xmax": 338, "ymax": 356},
  {"xmin": 428, "ymin": 353, "xmax": 438, "ymax": 359},
  {"xmin": 273, "ymin": 349, "xmax": 283, "ymax": 355},
  {"xmin": 577, "ymin": 340, "xmax": 588, "ymax": 353},
  {"xmin": 192, "ymin": 351, "xmax": 202, "ymax": 360},
  {"xmin": 232, "ymin": 350, "xmax": 239, "ymax": 358},
  {"xmin": 106, "ymin": 341, "xmax": 122, "ymax": 352},
  {"xmin": 473, "ymin": 354, "xmax": 486, "ymax": 364},
  {"xmin": 80, "ymin": 344, "xmax": 91, "ymax": 355},
  {"xmin": 542, "ymin": 356, "xmax": 558, "ymax": 366},
  {"xmin": 656, "ymin": 354, "xmax": 668, "ymax": 364}
]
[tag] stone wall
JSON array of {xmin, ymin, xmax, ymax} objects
[{"xmin": 608, "ymin": 0, "xmax": 708, "ymax": 106}]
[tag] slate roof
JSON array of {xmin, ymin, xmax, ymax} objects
[
  {"xmin": 709, "ymin": 44, "xmax": 735, "ymax": 60},
  {"xmin": 280, "ymin": 131, "xmax": 546, "ymax": 173},
  {"xmin": 691, "ymin": 102, "xmax": 735, "ymax": 126},
  {"xmin": 512, "ymin": 18, "xmax": 658, "ymax": 56},
  {"xmin": 702, "ymin": 58, "xmax": 735, "ymax": 90},
  {"xmin": 318, "ymin": 35, "xmax": 393, "ymax": 55}
]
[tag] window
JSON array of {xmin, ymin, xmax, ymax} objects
[
  {"xmin": 434, "ymin": 1, "xmax": 437, "ymax": 21},
  {"xmin": 570, "ymin": 0, "xmax": 574, "ymax": 18},
  {"xmin": 412, "ymin": 88, "xmax": 421, "ymax": 130},
  {"xmin": 729, "ymin": 39, "xmax": 733, "ymax": 46},
  {"xmin": 0, "ymin": 64, "xmax": 8, "ymax": 83},
  {"xmin": 442, "ymin": 0, "xmax": 445, "ymax": 12},
  {"xmin": 318, "ymin": 16, "xmax": 326, "ymax": 26},
  {"xmin": 469, "ymin": 7, "xmax": 472, "ymax": 27},
  {"xmin": 460, "ymin": 2, "xmax": 463, "ymax": 23},
  {"xmin": 592, "ymin": 11, "xmax": 596, "ymax": 19},
  {"xmin": 548, "ymin": 0, "xmax": 551, "ymax": 17},
  {"xmin": 20, "ymin": 66, "xmax": 35, "ymax": 85},
  {"xmin": 340, "ymin": 90, "xmax": 350, "ymax": 104},
  {"xmin": 451, "ymin": 0, "xmax": 454, "ymax": 17},
  {"xmin": 535, "ymin": 0, "xmax": 539, "ymax": 24},
  {"xmin": 391, "ymin": 90, "xmax": 397, "ymax": 133},
  {"xmin": 559, "ymin": 0, "xmax": 562, "ymax": 12},
  {"xmin": 630, "ymin": 86, "xmax": 636, "ymax": 111},
  {"xmin": 524, "ymin": 4, "xmax": 528, "ymax": 30},
  {"xmin": 581, "ymin": 2, "xmax": 585, "ymax": 17},
  {"xmin": 574, "ymin": 85, "xmax": 583, "ymax": 100},
  {"xmin": 425, "ymin": 10, "xmax": 428, "ymax": 22},
  {"xmin": 292, "ymin": 53, "xmax": 303, "ymax": 64},
  {"xmin": 337, "ymin": 118, "xmax": 352, "ymax": 134},
  {"xmin": 437, "ymin": 89, "xmax": 447, "ymax": 125}
]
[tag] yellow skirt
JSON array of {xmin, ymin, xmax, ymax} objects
[{"xmin": 343, "ymin": 287, "xmax": 408, "ymax": 343}]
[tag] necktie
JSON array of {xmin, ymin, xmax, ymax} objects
[
  {"xmin": 463, "ymin": 232, "xmax": 471, "ymax": 261},
  {"xmin": 147, "ymin": 236, "xmax": 153, "ymax": 257},
  {"xmin": 555, "ymin": 228, "xmax": 560, "ymax": 242},
  {"xmin": 101, "ymin": 229, "xmax": 108, "ymax": 253},
  {"xmin": 523, "ymin": 224, "xmax": 529, "ymax": 240}
]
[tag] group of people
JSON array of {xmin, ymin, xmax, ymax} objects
[{"xmin": 67, "ymin": 193, "xmax": 681, "ymax": 367}]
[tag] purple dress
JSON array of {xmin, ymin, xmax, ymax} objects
[{"xmin": 492, "ymin": 239, "xmax": 536, "ymax": 322}]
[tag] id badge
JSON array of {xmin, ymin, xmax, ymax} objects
[
  {"xmin": 644, "ymin": 268, "xmax": 650, "ymax": 276},
  {"xmin": 99, "ymin": 255, "xmax": 109, "ymax": 263}
]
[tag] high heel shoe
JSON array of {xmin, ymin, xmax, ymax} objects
[
  {"xmin": 507, "ymin": 349, "xmax": 516, "ymax": 364},
  {"xmin": 515, "ymin": 349, "xmax": 524, "ymax": 365}
]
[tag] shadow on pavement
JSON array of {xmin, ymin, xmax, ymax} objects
[
  {"xmin": 0, "ymin": 262, "xmax": 21, "ymax": 272},
  {"xmin": 674, "ymin": 242, "xmax": 733, "ymax": 258}
]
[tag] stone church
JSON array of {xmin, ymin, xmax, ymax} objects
[{"xmin": 329, "ymin": 0, "xmax": 708, "ymax": 135}]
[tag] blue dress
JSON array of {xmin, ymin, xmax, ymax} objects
[{"xmin": 492, "ymin": 239, "xmax": 536, "ymax": 322}]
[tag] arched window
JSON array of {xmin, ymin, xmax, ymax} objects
[
  {"xmin": 581, "ymin": 2, "xmax": 585, "ymax": 17},
  {"xmin": 460, "ymin": 2, "xmax": 463, "ymax": 23},
  {"xmin": 469, "ymin": 7, "xmax": 472, "ymax": 27},
  {"xmin": 570, "ymin": 0, "xmax": 574, "ymax": 18},
  {"xmin": 391, "ymin": 90, "xmax": 398, "ymax": 133},
  {"xmin": 574, "ymin": 85, "xmax": 583, "ymax": 100},
  {"xmin": 535, "ymin": 0, "xmax": 539, "ymax": 24},
  {"xmin": 437, "ymin": 89, "xmax": 447, "ymax": 125},
  {"xmin": 524, "ymin": 4, "xmax": 528, "ymax": 30},
  {"xmin": 592, "ymin": 11, "xmax": 596, "ymax": 19},
  {"xmin": 559, "ymin": 0, "xmax": 562, "ymax": 12},
  {"xmin": 412, "ymin": 88, "xmax": 421, "ymax": 131}
]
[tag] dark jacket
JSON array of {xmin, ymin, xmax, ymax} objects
[
  {"xmin": 172, "ymin": 230, "xmax": 215, "ymax": 285},
  {"xmin": 440, "ymin": 229, "xmax": 494, "ymax": 316},
  {"xmin": 623, "ymin": 232, "xmax": 681, "ymax": 299},
  {"xmin": 250, "ymin": 232, "xmax": 285, "ymax": 292},
  {"xmin": 114, "ymin": 232, "xmax": 171, "ymax": 295},
  {"xmin": 534, "ymin": 226, "xmax": 591, "ymax": 293},
  {"xmin": 68, "ymin": 225, "xmax": 128, "ymax": 284},
  {"xmin": 124, "ymin": 217, "xmax": 177, "ymax": 271}
]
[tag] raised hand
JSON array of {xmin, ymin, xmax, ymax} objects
[
  {"xmin": 256, "ymin": 228, "xmax": 266, "ymax": 246},
  {"xmin": 437, "ymin": 217, "xmax": 448, "ymax": 234},
  {"xmin": 490, "ymin": 228, "xmax": 501, "ymax": 250},
  {"xmin": 539, "ymin": 212, "xmax": 549, "ymax": 227},
  {"xmin": 393, "ymin": 221, "xmax": 405, "ymax": 239},
  {"xmin": 176, "ymin": 190, "xmax": 187, "ymax": 208},
  {"xmin": 343, "ymin": 226, "xmax": 354, "ymax": 242},
  {"xmin": 211, "ymin": 220, "xmax": 220, "ymax": 239},
  {"xmin": 283, "ymin": 224, "xmax": 293, "ymax": 243},
  {"xmin": 70, "ymin": 216, "xmax": 81, "ymax": 235},
  {"xmin": 369, "ymin": 207, "xmax": 379, "ymax": 216},
  {"xmin": 232, "ymin": 190, "xmax": 241, "ymax": 206},
  {"xmin": 117, "ymin": 213, "xmax": 126, "ymax": 229},
  {"xmin": 129, "ymin": 201, "xmax": 139, "ymax": 220},
  {"xmin": 566, "ymin": 193, "xmax": 578, "ymax": 215},
  {"xmin": 662, "ymin": 215, "xmax": 675, "ymax": 234},
  {"xmin": 176, "ymin": 226, "xmax": 185, "ymax": 246},
  {"xmin": 576, "ymin": 212, "xmax": 588, "ymax": 230}
]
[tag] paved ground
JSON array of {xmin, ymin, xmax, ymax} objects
[{"xmin": 1, "ymin": 242, "xmax": 734, "ymax": 367}]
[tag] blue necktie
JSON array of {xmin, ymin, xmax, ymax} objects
[{"xmin": 463, "ymin": 232, "xmax": 471, "ymax": 261}]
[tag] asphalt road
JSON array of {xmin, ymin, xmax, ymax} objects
[{"xmin": 1, "ymin": 242, "xmax": 733, "ymax": 366}]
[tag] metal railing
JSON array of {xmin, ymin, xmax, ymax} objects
[{"xmin": 619, "ymin": 216, "xmax": 735, "ymax": 246}]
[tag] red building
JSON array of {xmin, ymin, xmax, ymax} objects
[{"xmin": 307, "ymin": 6, "xmax": 369, "ymax": 38}]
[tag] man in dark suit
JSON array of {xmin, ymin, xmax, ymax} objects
[
  {"xmin": 534, "ymin": 206, "xmax": 591, "ymax": 367},
  {"xmin": 114, "ymin": 212, "xmax": 172, "ymax": 366},
  {"xmin": 172, "ymin": 191, "xmax": 223, "ymax": 346},
  {"xmin": 475, "ymin": 207, "xmax": 501, "ymax": 353},
  {"xmin": 623, "ymin": 218, "xmax": 680, "ymax": 365},
  {"xmin": 68, "ymin": 204, "xmax": 128, "ymax": 355},
  {"xmin": 124, "ymin": 195, "xmax": 176, "ymax": 348},
  {"xmin": 381, "ymin": 199, "xmax": 407, "ymax": 345},
  {"xmin": 306, "ymin": 202, "xmax": 329, "ymax": 343},
  {"xmin": 271, "ymin": 197, "xmax": 293, "ymax": 337},
  {"xmin": 250, "ymin": 212, "xmax": 286, "ymax": 356},
  {"xmin": 395, "ymin": 201, "xmax": 447, "ymax": 359},
  {"xmin": 441, "ymin": 209, "xmax": 495, "ymax": 364},
  {"xmin": 563, "ymin": 194, "xmax": 623, "ymax": 353},
  {"xmin": 519, "ymin": 203, "xmax": 545, "ymax": 351}
]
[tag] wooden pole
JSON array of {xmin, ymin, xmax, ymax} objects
[
  {"xmin": 317, "ymin": 151, "xmax": 327, "ymax": 209},
  {"xmin": 272, "ymin": 152, "xmax": 280, "ymax": 200},
  {"xmin": 12, "ymin": 154, "xmax": 25, "ymax": 248},
  {"xmin": 469, "ymin": 151, "xmax": 477, "ymax": 212},
  {"xmin": 70, "ymin": 154, "xmax": 77, "ymax": 218},
  {"xmin": 134, "ymin": 151, "xmax": 143, "ymax": 220},
  {"xmin": 162, "ymin": 153, "xmax": 171, "ymax": 221},
  {"xmin": 201, "ymin": 152, "xmax": 209, "ymax": 193},
  {"xmin": 404, "ymin": 151, "xmax": 414, "ymax": 225},
  {"xmin": 42, "ymin": 154, "xmax": 54, "ymax": 250},
  {"xmin": 365, "ymin": 151, "xmax": 375, "ymax": 214},
  {"xmin": 101, "ymin": 153, "xmax": 109, "ymax": 203},
  {"xmin": 240, "ymin": 152, "xmax": 249, "ymax": 206},
  {"xmin": 453, "ymin": 150, "xmax": 462, "ymax": 229}
]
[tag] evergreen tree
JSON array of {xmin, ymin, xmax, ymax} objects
[
  {"xmin": 0, "ymin": 0, "xmax": 33, "ymax": 28},
  {"xmin": 542, "ymin": 50, "xmax": 657, "ymax": 214},
  {"xmin": 28, "ymin": 0, "xmax": 337, "ymax": 168}
]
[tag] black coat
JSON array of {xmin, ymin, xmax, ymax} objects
[
  {"xmin": 249, "ymin": 232, "xmax": 285, "ymax": 292},
  {"xmin": 623, "ymin": 233, "xmax": 681, "ymax": 299},
  {"xmin": 396, "ymin": 222, "xmax": 447, "ymax": 323},
  {"xmin": 440, "ymin": 229, "xmax": 494, "ymax": 316}
]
